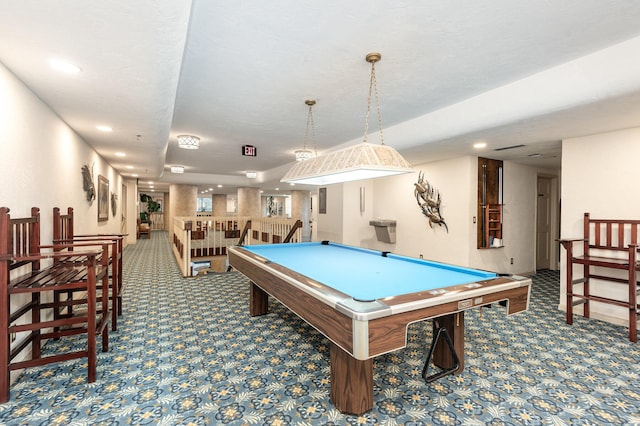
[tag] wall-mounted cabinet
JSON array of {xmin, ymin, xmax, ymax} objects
[{"xmin": 478, "ymin": 157, "xmax": 503, "ymax": 249}]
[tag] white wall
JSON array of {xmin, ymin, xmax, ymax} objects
[
  {"xmin": 316, "ymin": 185, "xmax": 344, "ymax": 242},
  {"xmin": 369, "ymin": 156, "xmax": 475, "ymax": 264},
  {"xmin": 560, "ymin": 127, "xmax": 640, "ymax": 325},
  {"xmin": 321, "ymin": 155, "xmax": 537, "ymax": 275},
  {"xmin": 0, "ymin": 62, "xmax": 129, "ymax": 242},
  {"xmin": 1, "ymin": 61, "xmax": 134, "ymax": 383},
  {"xmin": 342, "ymin": 180, "xmax": 376, "ymax": 247}
]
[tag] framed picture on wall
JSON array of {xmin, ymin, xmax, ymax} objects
[
  {"xmin": 97, "ymin": 175, "xmax": 109, "ymax": 222},
  {"xmin": 319, "ymin": 187, "xmax": 327, "ymax": 214}
]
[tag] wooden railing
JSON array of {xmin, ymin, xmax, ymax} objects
[
  {"xmin": 246, "ymin": 217, "xmax": 304, "ymax": 245},
  {"xmin": 148, "ymin": 212, "xmax": 164, "ymax": 230},
  {"xmin": 171, "ymin": 216, "xmax": 303, "ymax": 277}
]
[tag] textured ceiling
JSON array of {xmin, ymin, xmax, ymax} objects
[{"xmin": 2, "ymin": 1, "xmax": 640, "ymax": 194}]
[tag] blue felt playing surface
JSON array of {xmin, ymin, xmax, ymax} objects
[{"xmin": 241, "ymin": 242, "xmax": 496, "ymax": 301}]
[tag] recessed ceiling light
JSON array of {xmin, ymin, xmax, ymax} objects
[
  {"xmin": 115, "ymin": 152, "xmax": 126, "ymax": 157},
  {"xmin": 50, "ymin": 59, "xmax": 82, "ymax": 73},
  {"xmin": 246, "ymin": 172, "xmax": 257, "ymax": 179},
  {"xmin": 96, "ymin": 125, "xmax": 112, "ymax": 132},
  {"xmin": 217, "ymin": 185, "xmax": 222, "ymax": 188},
  {"xmin": 171, "ymin": 166, "xmax": 184, "ymax": 173},
  {"xmin": 473, "ymin": 142, "xmax": 487, "ymax": 149},
  {"xmin": 132, "ymin": 174, "xmax": 139, "ymax": 177},
  {"xmin": 126, "ymin": 165, "xmax": 134, "ymax": 169}
]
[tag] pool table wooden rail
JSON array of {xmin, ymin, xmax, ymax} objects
[
  {"xmin": 366, "ymin": 282, "xmax": 529, "ymax": 357},
  {"xmin": 230, "ymin": 249, "xmax": 357, "ymax": 354}
]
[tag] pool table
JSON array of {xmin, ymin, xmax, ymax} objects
[{"xmin": 228, "ymin": 241, "xmax": 531, "ymax": 415}]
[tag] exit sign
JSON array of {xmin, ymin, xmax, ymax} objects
[{"xmin": 242, "ymin": 145, "xmax": 257, "ymax": 157}]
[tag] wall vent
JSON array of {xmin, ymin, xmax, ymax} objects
[{"xmin": 494, "ymin": 144, "xmax": 525, "ymax": 151}]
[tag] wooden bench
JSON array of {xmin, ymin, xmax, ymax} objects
[
  {"xmin": 0, "ymin": 207, "xmax": 110, "ymax": 402},
  {"xmin": 53, "ymin": 207, "xmax": 125, "ymax": 332},
  {"xmin": 558, "ymin": 212, "xmax": 640, "ymax": 342}
]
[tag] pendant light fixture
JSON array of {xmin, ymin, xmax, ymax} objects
[
  {"xmin": 281, "ymin": 52, "xmax": 413, "ymax": 185},
  {"xmin": 294, "ymin": 100, "xmax": 317, "ymax": 161}
]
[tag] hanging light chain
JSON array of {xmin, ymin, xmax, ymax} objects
[
  {"xmin": 363, "ymin": 53, "xmax": 385, "ymax": 146},
  {"xmin": 305, "ymin": 100, "xmax": 318, "ymax": 155},
  {"xmin": 372, "ymin": 61, "xmax": 385, "ymax": 146}
]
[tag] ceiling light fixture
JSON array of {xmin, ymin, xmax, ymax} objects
[
  {"xmin": 246, "ymin": 171, "xmax": 257, "ymax": 179},
  {"xmin": 177, "ymin": 134, "xmax": 200, "ymax": 149},
  {"xmin": 171, "ymin": 166, "xmax": 185, "ymax": 173},
  {"xmin": 295, "ymin": 100, "xmax": 317, "ymax": 162},
  {"xmin": 96, "ymin": 125, "xmax": 112, "ymax": 132},
  {"xmin": 281, "ymin": 52, "xmax": 413, "ymax": 185}
]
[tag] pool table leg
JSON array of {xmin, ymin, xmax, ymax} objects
[
  {"xmin": 330, "ymin": 343, "xmax": 373, "ymax": 415},
  {"xmin": 432, "ymin": 312, "xmax": 465, "ymax": 373},
  {"xmin": 249, "ymin": 282, "xmax": 268, "ymax": 316}
]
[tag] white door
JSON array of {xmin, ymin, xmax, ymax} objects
[{"xmin": 536, "ymin": 177, "xmax": 552, "ymax": 270}]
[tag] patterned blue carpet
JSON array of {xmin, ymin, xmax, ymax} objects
[{"xmin": 1, "ymin": 231, "xmax": 639, "ymax": 425}]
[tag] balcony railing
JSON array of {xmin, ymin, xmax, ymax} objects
[{"xmin": 171, "ymin": 216, "xmax": 302, "ymax": 277}]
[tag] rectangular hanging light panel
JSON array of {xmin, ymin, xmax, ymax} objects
[{"xmin": 281, "ymin": 142, "xmax": 414, "ymax": 185}]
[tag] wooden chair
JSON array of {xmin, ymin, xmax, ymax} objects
[
  {"xmin": 0, "ymin": 207, "xmax": 110, "ymax": 402},
  {"xmin": 53, "ymin": 207, "xmax": 125, "ymax": 331},
  {"xmin": 558, "ymin": 212, "xmax": 640, "ymax": 342},
  {"xmin": 137, "ymin": 218, "xmax": 151, "ymax": 239}
]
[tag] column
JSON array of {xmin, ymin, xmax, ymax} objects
[
  {"xmin": 237, "ymin": 187, "xmax": 261, "ymax": 217},
  {"xmin": 212, "ymin": 194, "xmax": 227, "ymax": 216},
  {"xmin": 168, "ymin": 184, "xmax": 198, "ymax": 241}
]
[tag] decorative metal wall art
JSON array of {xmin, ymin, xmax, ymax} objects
[
  {"xmin": 81, "ymin": 164, "xmax": 95, "ymax": 204},
  {"xmin": 414, "ymin": 172, "xmax": 448, "ymax": 232},
  {"xmin": 111, "ymin": 192, "xmax": 118, "ymax": 217},
  {"xmin": 266, "ymin": 196, "xmax": 276, "ymax": 217}
]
